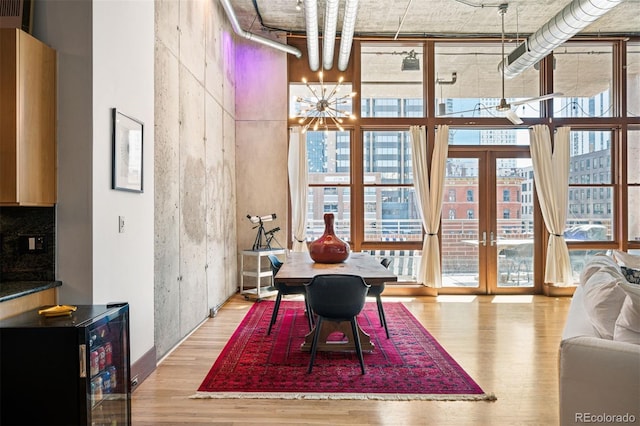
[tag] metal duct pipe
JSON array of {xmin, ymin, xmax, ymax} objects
[
  {"xmin": 501, "ymin": 0, "xmax": 623, "ymax": 79},
  {"xmin": 322, "ymin": 0, "xmax": 340, "ymax": 69},
  {"xmin": 219, "ymin": 0, "xmax": 302, "ymax": 58},
  {"xmin": 337, "ymin": 0, "xmax": 359, "ymax": 71},
  {"xmin": 304, "ymin": 0, "xmax": 320, "ymax": 71}
]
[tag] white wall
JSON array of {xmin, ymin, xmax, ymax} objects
[
  {"xmin": 34, "ymin": 0, "xmax": 155, "ymax": 365},
  {"xmin": 34, "ymin": 0, "xmax": 94, "ymax": 303},
  {"xmin": 91, "ymin": 0, "xmax": 155, "ymax": 363}
]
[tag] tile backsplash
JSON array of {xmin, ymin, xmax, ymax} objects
[{"xmin": 0, "ymin": 207, "xmax": 55, "ymax": 281}]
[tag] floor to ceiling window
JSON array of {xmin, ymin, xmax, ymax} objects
[{"xmin": 288, "ymin": 36, "xmax": 640, "ymax": 293}]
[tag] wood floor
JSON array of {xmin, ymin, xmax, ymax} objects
[{"xmin": 131, "ymin": 293, "xmax": 572, "ymax": 425}]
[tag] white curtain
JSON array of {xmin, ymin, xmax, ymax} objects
[
  {"xmin": 410, "ymin": 125, "xmax": 449, "ymax": 288},
  {"xmin": 529, "ymin": 125, "xmax": 573, "ymax": 286},
  {"xmin": 287, "ymin": 127, "xmax": 309, "ymax": 252}
]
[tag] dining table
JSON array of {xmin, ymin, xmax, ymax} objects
[{"xmin": 274, "ymin": 251, "xmax": 397, "ymax": 352}]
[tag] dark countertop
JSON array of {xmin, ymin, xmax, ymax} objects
[{"xmin": 0, "ymin": 281, "xmax": 62, "ymax": 303}]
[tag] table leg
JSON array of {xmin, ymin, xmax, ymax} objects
[{"xmin": 300, "ymin": 320, "xmax": 374, "ymax": 352}]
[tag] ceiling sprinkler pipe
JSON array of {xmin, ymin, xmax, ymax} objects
[
  {"xmin": 500, "ymin": 0, "xmax": 623, "ymax": 78},
  {"xmin": 338, "ymin": 0, "xmax": 359, "ymax": 71},
  {"xmin": 219, "ymin": 0, "xmax": 302, "ymax": 58}
]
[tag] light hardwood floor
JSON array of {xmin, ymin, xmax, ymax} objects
[{"xmin": 132, "ymin": 293, "xmax": 572, "ymax": 425}]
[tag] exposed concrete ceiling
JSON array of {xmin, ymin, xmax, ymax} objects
[
  {"xmin": 227, "ymin": 0, "xmax": 640, "ymax": 38},
  {"xmin": 226, "ymin": 0, "xmax": 640, "ymax": 104}
]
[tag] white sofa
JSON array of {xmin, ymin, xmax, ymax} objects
[{"xmin": 559, "ymin": 254, "xmax": 640, "ymax": 425}]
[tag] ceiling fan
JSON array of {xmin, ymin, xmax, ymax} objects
[{"xmin": 441, "ymin": 3, "xmax": 562, "ymax": 124}]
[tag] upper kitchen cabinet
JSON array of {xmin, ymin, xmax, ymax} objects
[{"xmin": 0, "ymin": 28, "xmax": 56, "ymax": 206}]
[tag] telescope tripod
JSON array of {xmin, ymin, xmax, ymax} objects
[{"xmin": 252, "ymin": 222, "xmax": 280, "ymax": 251}]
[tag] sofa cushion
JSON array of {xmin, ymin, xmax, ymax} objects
[
  {"xmin": 614, "ymin": 281, "xmax": 640, "ymax": 344},
  {"xmin": 612, "ymin": 250, "xmax": 640, "ymax": 269},
  {"xmin": 620, "ymin": 266, "xmax": 640, "ymax": 284},
  {"xmin": 579, "ymin": 254, "xmax": 627, "ymax": 340}
]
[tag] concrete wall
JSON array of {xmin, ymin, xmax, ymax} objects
[{"xmin": 154, "ymin": 0, "xmax": 239, "ymax": 359}]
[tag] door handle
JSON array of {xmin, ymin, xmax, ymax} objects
[
  {"xmin": 480, "ymin": 231, "xmax": 487, "ymax": 247},
  {"xmin": 490, "ymin": 231, "xmax": 496, "ymax": 247}
]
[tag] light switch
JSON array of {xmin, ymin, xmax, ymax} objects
[{"xmin": 119, "ymin": 216, "xmax": 125, "ymax": 233}]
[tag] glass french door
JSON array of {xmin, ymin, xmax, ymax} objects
[{"xmin": 440, "ymin": 149, "xmax": 536, "ymax": 294}]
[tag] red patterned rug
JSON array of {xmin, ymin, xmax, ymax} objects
[{"xmin": 192, "ymin": 301, "xmax": 495, "ymax": 401}]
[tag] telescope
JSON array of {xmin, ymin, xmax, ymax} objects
[
  {"xmin": 247, "ymin": 213, "xmax": 276, "ymax": 224},
  {"xmin": 264, "ymin": 227, "xmax": 280, "ymax": 236},
  {"xmin": 247, "ymin": 214, "xmax": 280, "ymax": 250}
]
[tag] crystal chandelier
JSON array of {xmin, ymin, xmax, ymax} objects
[{"xmin": 293, "ymin": 71, "xmax": 357, "ymax": 133}]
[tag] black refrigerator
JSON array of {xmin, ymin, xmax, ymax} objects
[{"xmin": 0, "ymin": 303, "xmax": 131, "ymax": 425}]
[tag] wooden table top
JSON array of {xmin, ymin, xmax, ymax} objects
[{"xmin": 274, "ymin": 252, "xmax": 397, "ymax": 286}]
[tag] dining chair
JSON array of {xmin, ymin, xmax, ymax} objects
[
  {"xmin": 304, "ymin": 274, "xmax": 370, "ymax": 374},
  {"xmin": 266, "ymin": 254, "xmax": 313, "ymax": 335},
  {"xmin": 364, "ymin": 258, "xmax": 391, "ymax": 338}
]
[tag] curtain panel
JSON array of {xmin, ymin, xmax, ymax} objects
[
  {"xmin": 288, "ymin": 127, "xmax": 309, "ymax": 252},
  {"xmin": 410, "ymin": 125, "xmax": 449, "ymax": 288},
  {"xmin": 529, "ymin": 124, "xmax": 573, "ymax": 286}
]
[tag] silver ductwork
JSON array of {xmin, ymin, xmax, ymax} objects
[
  {"xmin": 219, "ymin": 0, "xmax": 302, "ymax": 58},
  {"xmin": 304, "ymin": 0, "xmax": 359, "ymax": 71},
  {"xmin": 304, "ymin": 0, "xmax": 320, "ymax": 71},
  {"xmin": 322, "ymin": 0, "xmax": 340, "ymax": 69},
  {"xmin": 501, "ymin": 0, "xmax": 623, "ymax": 79},
  {"xmin": 337, "ymin": 0, "xmax": 359, "ymax": 71}
]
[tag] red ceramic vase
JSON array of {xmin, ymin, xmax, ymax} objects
[{"xmin": 309, "ymin": 213, "xmax": 350, "ymax": 263}]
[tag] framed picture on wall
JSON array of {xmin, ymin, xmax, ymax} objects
[{"xmin": 112, "ymin": 108, "xmax": 144, "ymax": 193}]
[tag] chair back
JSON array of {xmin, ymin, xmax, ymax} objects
[
  {"xmin": 267, "ymin": 254, "xmax": 283, "ymax": 275},
  {"xmin": 305, "ymin": 274, "xmax": 370, "ymax": 319}
]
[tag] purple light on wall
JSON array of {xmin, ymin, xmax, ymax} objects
[
  {"xmin": 234, "ymin": 37, "xmax": 284, "ymax": 103},
  {"xmin": 222, "ymin": 30, "xmax": 234, "ymax": 72}
]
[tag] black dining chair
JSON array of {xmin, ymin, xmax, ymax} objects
[
  {"xmin": 304, "ymin": 274, "xmax": 370, "ymax": 374},
  {"xmin": 366, "ymin": 258, "xmax": 391, "ymax": 338},
  {"xmin": 266, "ymin": 254, "xmax": 313, "ymax": 335}
]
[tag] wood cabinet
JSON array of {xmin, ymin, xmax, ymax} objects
[{"xmin": 0, "ymin": 28, "xmax": 56, "ymax": 206}]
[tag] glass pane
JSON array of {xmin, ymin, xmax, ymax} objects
[
  {"xmin": 307, "ymin": 187, "xmax": 351, "ymax": 242},
  {"xmin": 496, "ymin": 158, "xmax": 534, "ymax": 288},
  {"xmin": 366, "ymin": 249, "xmax": 418, "ymax": 282},
  {"xmin": 629, "ymin": 129, "xmax": 640, "ymax": 184},
  {"xmin": 554, "ymin": 43, "xmax": 614, "ymax": 118},
  {"xmin": 434, "ymin": 42, "xmax": 540, "ymax": 119},
  {"xmin": 568, "ymin": 130, "xmax": 612, "ymax": 184},
  {"xmin": 363, "ymin": 130, "xmax": 412, "ymax": 183},
  {"xmin": 566, "ymin": 187, "xmax": 613, "ymax": 241},
  {"xmin": 567, "ymin": 129, "xmax": 613, "ymax": 241},
  {"xmin": 449, "ymin": 128, "xmax": 530, "ymax": 146},
  {"xmin": 289, "ymin": 81, "xmax": 354, "ymax": 131},
  {"xmin": 363, "ymin": 187, "xmax": 421, "ymax": 242},
  {"xmin": 627, "ymin": 43, "xmax": 639, "ymax": 118},
  {"xmin": 441, "ymin": 158, "xmax": 480, "ymax": 288},
  {"xmin": 361, "ymin": 43, "xmax": 424, "ymax": 118},
  {"xmin": 569, "ymin": 249, "xmax": 608, "ymax": 283},
  {"xmin": 629, "ymin": 186, "xmax": 640, "ymax": 242},
  {"xmin": 306, "ymin": 130, "xmax": 350, "ymax": 184},
  {"xmin": 629, "ymin": 129, "xmax": 639, "ymax": 243}
]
